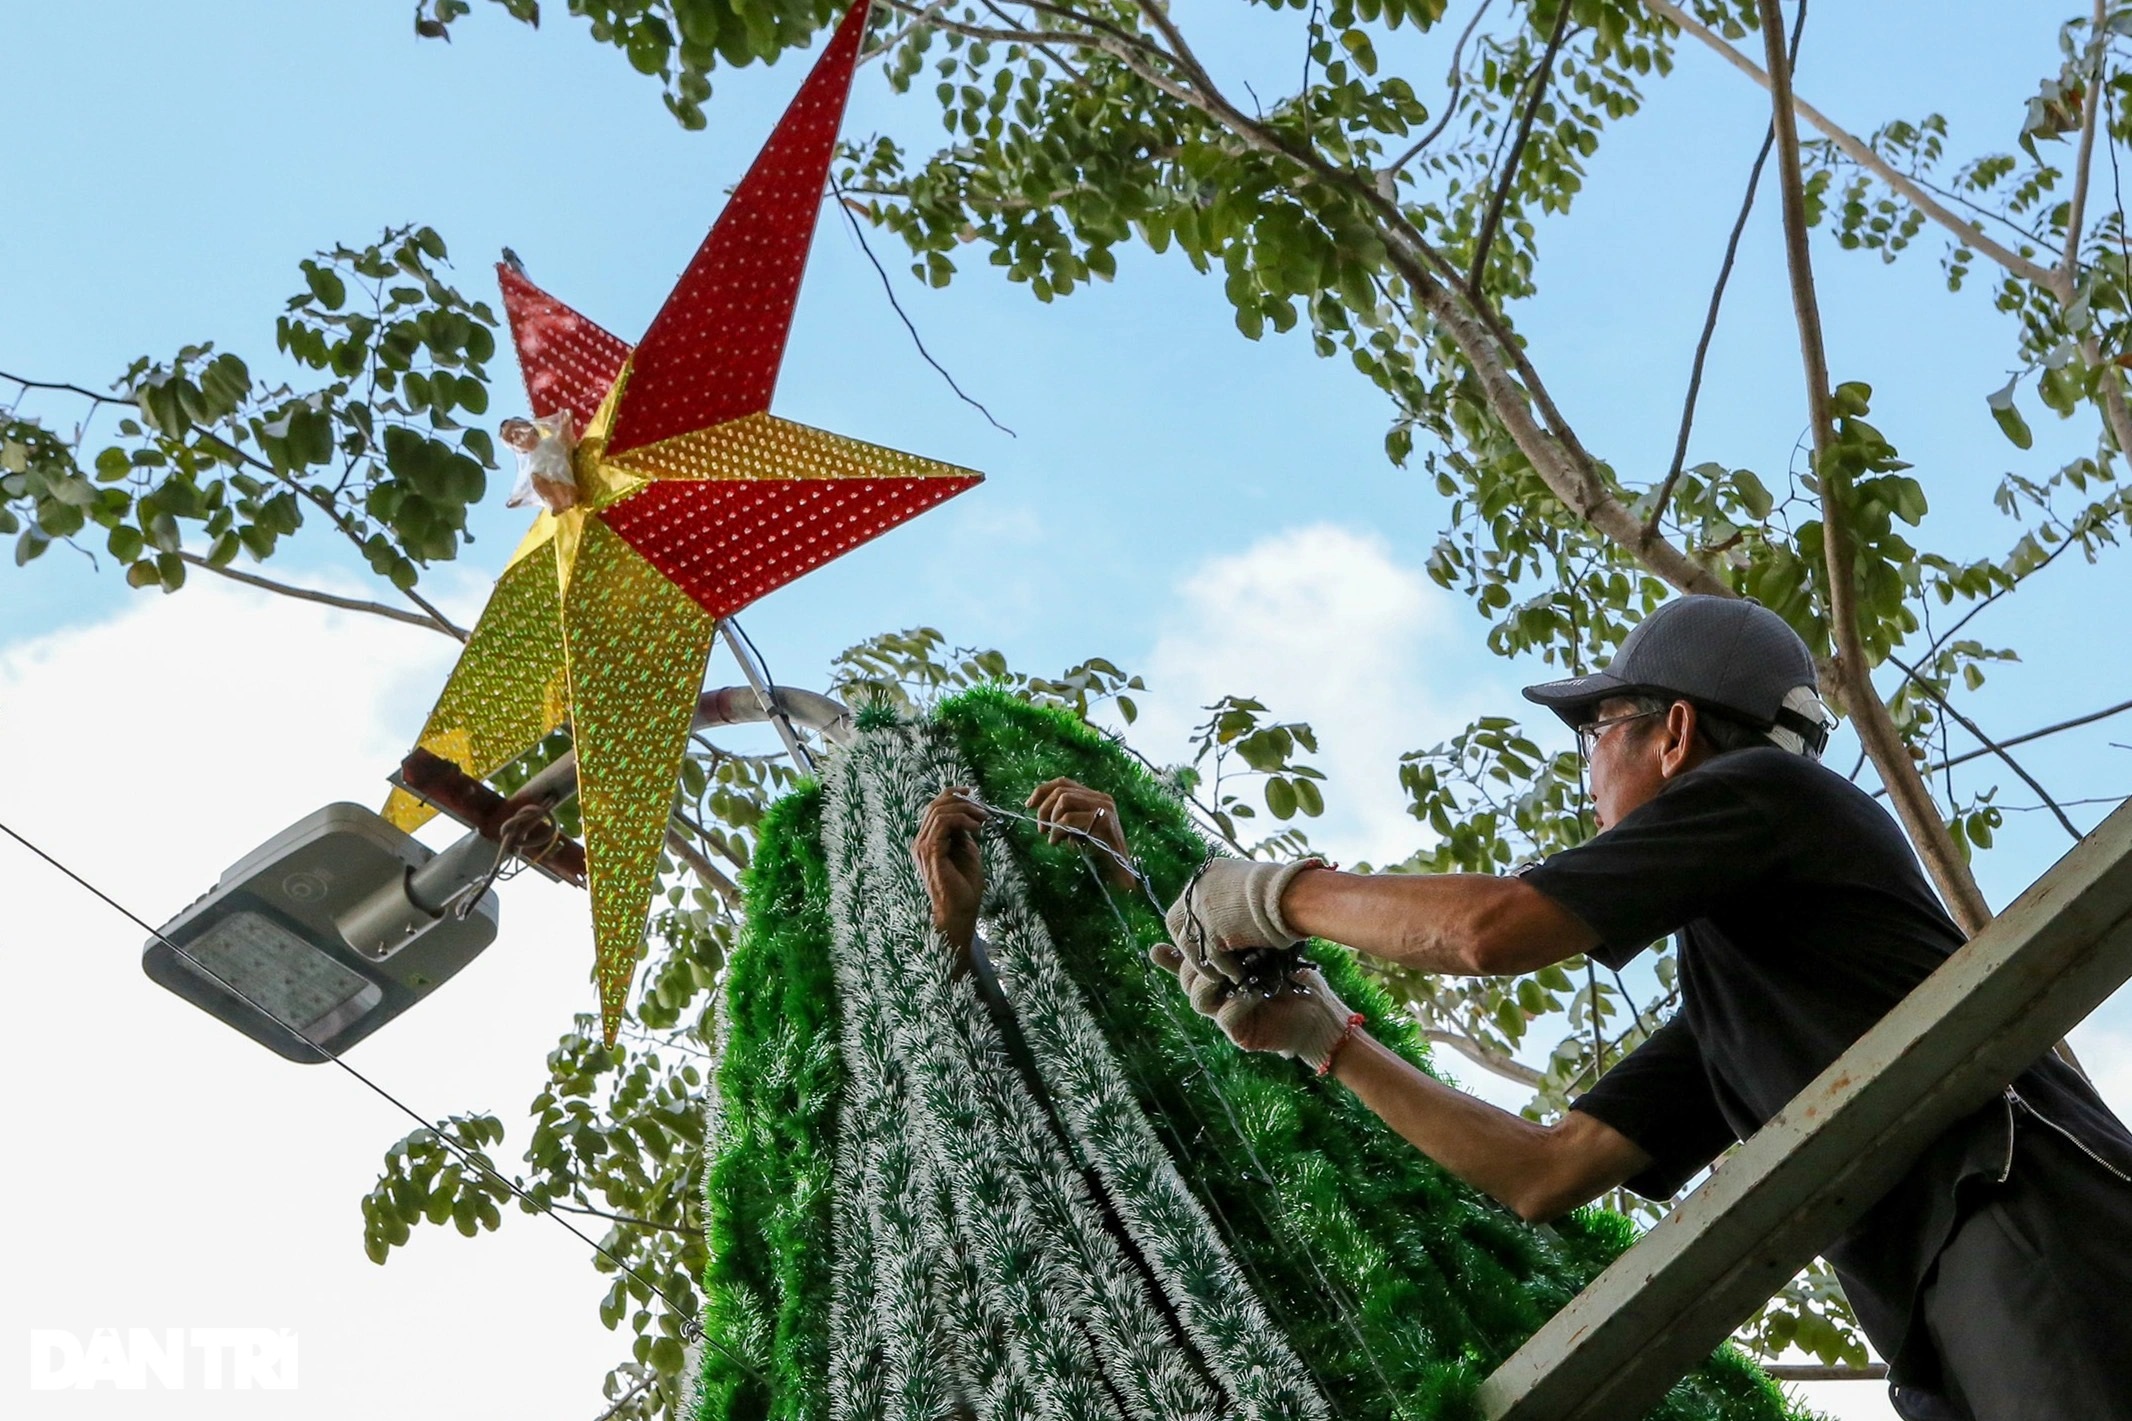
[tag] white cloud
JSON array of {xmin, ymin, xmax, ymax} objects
[
  {"xmin": 1, "ymin": 581, "xmax": 626, "ymax": 1416},
  {"xmin": 1131, "ymin": 523, "xmax": 1499, "ymax": 866}
]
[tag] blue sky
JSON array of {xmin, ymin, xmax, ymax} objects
[
  {"xmin": 6, "ymin": 0, "xmax": 2120, "ymax": 880},
  {"xmin": 5, "ymin": 3, "xmax": 2129, "ymax": 1417}
]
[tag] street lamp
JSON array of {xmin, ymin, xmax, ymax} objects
[
  {"xmin": 143, "ymin": 681, "xmax": 851, "ymax": 1061},
  {"xmin": 141, "ymin": 803, "xmax": 503, "ymax": 1063}
]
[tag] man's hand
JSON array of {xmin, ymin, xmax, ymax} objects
[
  {"xmin": 1163, "ymin": 857, "xmax": 1325, "ymax": 984},
  {"xmin": 913, "ymin": 788, "xmax": 986, "ymax": 956},
  {"xmin": 1026, "ymin": 777, "xmax": 1136, "ymax": 888},
  {"xmin": 1149, "ymin": 942, "xmax": 1358, "ymax": 1070}
]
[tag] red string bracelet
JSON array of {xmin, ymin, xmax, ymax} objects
[{"xmin": 1316, "ymin": 1013, "xmax": 1368, "ymax": 1077}]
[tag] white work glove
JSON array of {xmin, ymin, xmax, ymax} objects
[
  {"xmin": 1149, "ymin": 942, "xmax": 1363, "ymax": 1073},
  {"xmin": 1163, "ymin": 856, "xmax": 1325, "ymax": 985}
]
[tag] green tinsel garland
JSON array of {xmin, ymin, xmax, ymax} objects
[
  {"xmin": 694, "ymin": 689, "xmax": 1811, "ymax": 1421},
  {"xmin": 693, "ymin": 788, "xmax": 842, "ymax": 1420}
]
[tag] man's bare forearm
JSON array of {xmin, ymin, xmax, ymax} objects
[
  {"xmin": 1280, "ymin": 868, "xmax": 1596, "ymax": 976},
  {"xmin": 1330, "ymin": 1033, "xmax": 1648, "ymax": 1222}
]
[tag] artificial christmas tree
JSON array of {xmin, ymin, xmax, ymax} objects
[{"xmin": 693, "ymin": 689, "xmax": 1806, "ymax": 1421}]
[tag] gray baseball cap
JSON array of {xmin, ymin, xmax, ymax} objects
[{"xmin": 1522, "ymin": 595, "xmax": 1828, "ymax": 751}]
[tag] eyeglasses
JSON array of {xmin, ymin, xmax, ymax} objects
[{"xmin": 1575, "ymin": 708, "xmax": 1663, "ymax": 758}]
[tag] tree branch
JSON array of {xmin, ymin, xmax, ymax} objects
[
  {"xmin": 592, "ymin": 1371, "xmax": 661, "ymax": 1421},
  {"xmin": 1379, "ymin": 0, "xmax": 1495, "ymax": 187},
  {"xmin": 2065, "ymin": 0, "xmax": 2109, "ymax": 285},
  {"xmin": 2004, "ymin": 793, "xmax": 2129, "ymax": 813},
  {"xmin": 0, "ymin": 371, "xmax": 133, "ymax": 407},
  {"xmin": 176, "ymin": 551, "xmax": 462, "ymax": 635},
  {"xmin": 875, "ymin": 0, "xmax": 1025, "ymax": 42},
  {"xmin": 1129, "ymin": 0, "xmax": 1218, "ymax": 96},
  {"xmin": 1754, "ymin": 0, "xmax": 1992, "ymax": 931},
  {"xmin": 1421, "ymin": 1027, "xmax": 1547, "ymax": 1088},
  {"xmin": 1887, "ymin": 654, "xmax": 2082, "ymax": 840},
  {"xmin": 867, "ymin": 0, "xmax": 953, "ymax": 61},
  {"xmin": 1905, "ymin": 169, "xmax": 2054, "ymax": 250},
  {"xmin": 206, "ymin": 433, "xmax": 472, "ymax": 643},
  {"xmin": 1401, "ymin": 253, "xmax": 1731, "ymax": 597},
  {"xmin": 1917, "ymin": 530, "xmax": 2082, "ymax": 668},
  {"xmin": 1643, "ymin": 0, "xmax": 2061, "ymax": 293},
  {"xmin": 981, "ymin": 5, "xmax": 1720, "ymax": 607},
  {"xmin": 1889, "ymin": 693, "xmax": 2132, "ymax": 786},
  {"xmin": 1648, "ymin": 0, "xmax": 2132, "ymax": 483},
  {"xmin": 3, "ymin": 368, "xmax": 473, "ymax": 642},
  {"xmin": 1761, "ymin": 1362, "xmax": 1888, "ymax": 1382},
  {"xmin": 1646, "ymin": 4, "xmax": 1798, "ymax": 539},
  {"xmin": 2060, "ymin": 5, "xmax": 2132, "ymax": 461},
  {"xmin": 548, "ymin": 1200, "xmax": 698, "ymax": 1237},
  {"xmin": 1468, "ymin": 0, "xmax": 1574, "ymax": 294},
  {"xmin": 979, "ymin": 0, "xmax": 1087, "ymax": 85},
  {"xmin": 664, "ymin": 818, "xmax": 741, "ymax": 903}
]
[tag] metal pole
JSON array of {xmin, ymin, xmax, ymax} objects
[{"xmin": 717, "ymin": 617, "xmax": 814, "ymax": 773}]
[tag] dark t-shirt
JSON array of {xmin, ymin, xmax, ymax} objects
[{"xmin": 1518, "ymin": 747, "xmax": 2132, "ymax": 1382}]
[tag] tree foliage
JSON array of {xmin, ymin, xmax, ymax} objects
[
  {"xmin": 4, "ymin": 227, "xmax": 497, "ymax": 616},
  {"xmin": 11, "ymin": 0, "xmax": 2132, "ymax": 1412}
]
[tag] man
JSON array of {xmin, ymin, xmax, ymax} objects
[{"xmin": 912, "ymin": 596, "xmax": 2132, "ymax": 1421}]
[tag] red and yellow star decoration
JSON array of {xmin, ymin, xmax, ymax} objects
[{"xmin": 385, "ymin": 0, "xmax": 979, "ymax": 1042}]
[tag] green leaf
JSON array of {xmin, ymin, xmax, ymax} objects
[
  {"xmin": 1986, "ymin": 375, "xmax": 2033, "ymax": 450},
  {"xmin": 1733, "ymin": 469, "xmax": 1773, "ymax": 521},
  {"xmin": 1292, "ymin": 777, "xmax": 1324, "ymax": 817},
  {"xmin": 1990, "ymin": 402, "xmax": 2033, "ymax": 451},
  {"xmin": 1339, "ymin": 29, "xmax": 1378, "ymax": 76},
  {"xmin": 1265, "ymin": 776, "xmax": 1297, "ymax": 820},
  {"xmin": 305, "ymin": 264, "xmax": 347, "ymax": 311},
  {"xmin": 1830, "ymin": 381, "xmax": 1873, "ymax": 417},
  {"xmin": 48, "ymin": 476, "xmax": 98, "ymax": 509}
]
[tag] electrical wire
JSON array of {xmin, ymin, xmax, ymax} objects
[
  {"xmin": 0, "ymin": 814, "xmax": 763, "ymax": 1382},
  {"xmin": 723, "ymin": 614, "xmax": 815, "ymax": 775},
  {"xmin": 729, "ymin": 614, "xmax": 780, "ymax": 695},
  {"xmin": 6, "ymin": 769, "xmax": 1390, "ymax": 1402}
]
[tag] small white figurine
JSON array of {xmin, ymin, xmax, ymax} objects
[{"xmin": 500, "ymin": 411, "xmax": 580, "ymax": 514}]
